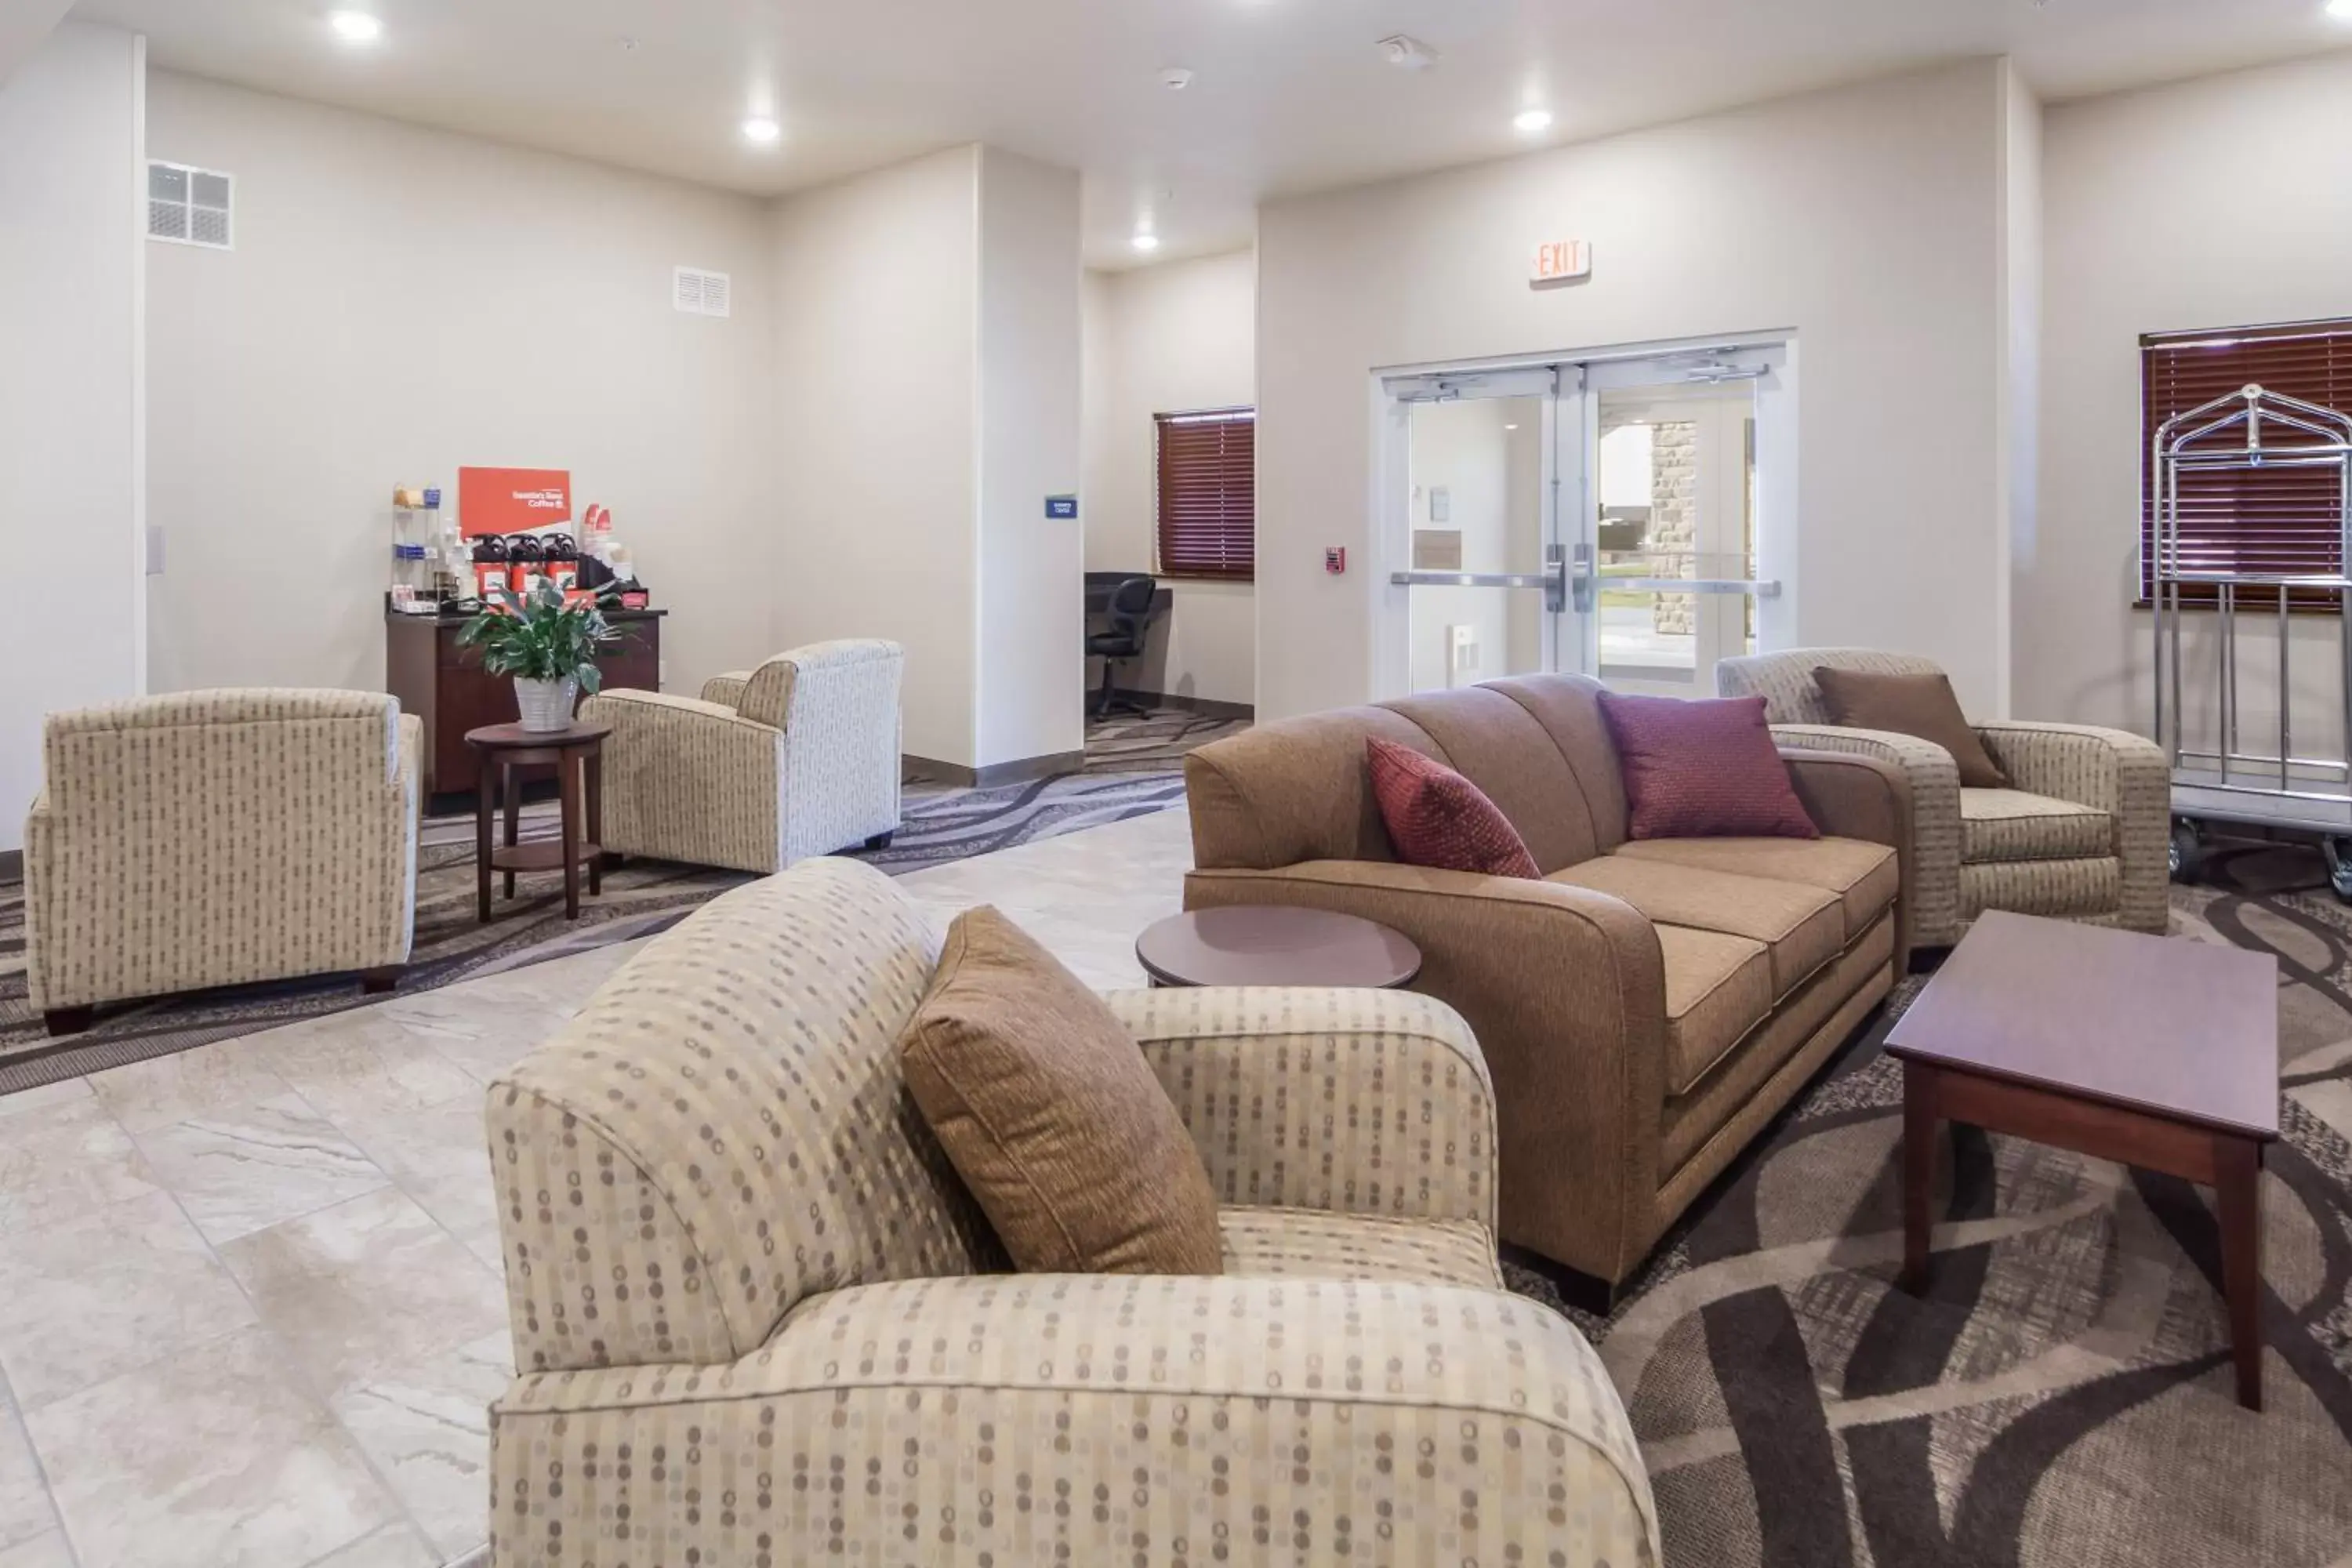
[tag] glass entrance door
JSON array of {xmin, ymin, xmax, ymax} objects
[
  {"xmin": 1380, "ymin": 344, "xmax": 1787, "ymax": 700},
  {"xmin": 1381, "ymin": 368, "xmax": 1574, "ymax": 695},
  {"xmin": 1588, "ymin": 377, "xmax": 1760, "ymax": 692}
]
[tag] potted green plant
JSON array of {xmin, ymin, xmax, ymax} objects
[{"xmin": 459, "ymin": 580, "xmax": 623, "ymax": 732}]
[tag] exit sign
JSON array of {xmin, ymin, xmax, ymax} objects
[{"xmin": 1531, "ymin": 239, "xmax": 1592, "ymax": 286}]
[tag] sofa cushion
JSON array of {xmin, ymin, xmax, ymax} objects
[
  {"xmin": 1813, "ymin": 665, "xmax": 2009, "ymax": 788},
  {"xmin": 1610, "ymin": 836, "xmax": 1900, "ymax": 943},
  {"xmin": 1367, "ymin": 737, "xmax": 1541, "ymax": 878},
  {"xmin": 1552, "ymin": 856, "xmax": 1843, "ymax": 997},
  {"xmin": 898, "ymin": 906, "xmax": 1224, "ymax": 1276},
  {"xmin": 1597, "ymin": 691, "xmax": 1819, "ymax": 840},
  {"xmin": 1959, "ymin": 788, "xmax": 2112, "ymax": 863},
  {"xmin": 1216, "ymin": 1207, "xmax": 1502, "ymax": 1288},
  {"xmin": 1656, "ymin": 925, "xmax": 1777, "ymax": 1094}
]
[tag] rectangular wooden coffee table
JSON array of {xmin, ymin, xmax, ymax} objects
[{"xmin": 1885, "ymin": 909, "xmax": 2279, "ymax": 1410}]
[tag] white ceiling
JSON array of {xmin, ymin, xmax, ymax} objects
[{"xmin": 68, "ymin": 0, "xmax": 2352, "ymax": 267}]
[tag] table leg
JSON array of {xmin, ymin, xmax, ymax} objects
[
  {"xmin": 558, "ymin": 747, "xmax": 583, "ymax": 921},
  {"xmin": 1900, "ymin": 1064, "xmax": 1938, "ymax": 1294},
  {"xmin": 2215, "ymin": 1134, "xmax": 2265, "ymax": 1411},
  {"xmin": 474, "ymin": 763, "xmax": 494, "ymax": 924},
  {"xmin": 501, "ymin": 761, "xmax": 520, "ymax": 900},
  {"xmin": 586, "ymin": 749, "xmax": 603, "ymax": 897}
]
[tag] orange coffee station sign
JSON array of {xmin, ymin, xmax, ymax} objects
[{"xmin": 458, "ymin": 466, "xmax": 572, "ymax": 536}]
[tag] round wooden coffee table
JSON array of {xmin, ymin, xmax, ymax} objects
[
  {"xmin": 464, "ymin": 720, "xmax": 611, "ymax": 923},
  {"xmin": 1134, "ymin": 906, "xmax": 1422, "ymax": 989}
]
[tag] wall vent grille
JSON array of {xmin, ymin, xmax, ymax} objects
[
  {"xmin": 673, "ymin": 266, "xmax": 731, "ymax": 318},
  {"xmin": 148, "ymin": 162, "xmax": 233, "ymax": 249}
]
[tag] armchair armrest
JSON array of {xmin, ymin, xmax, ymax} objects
[
  {"xmin": 1779, "ymin": 745, "xmax": 1914, "ymax": 967},
  {"xmin": 699, "ymin": 670, "xmax": 752, "ymax": 710},
  {"xmin": 1770, "ymin": 722, "xmax": 1962, "ymax": 946},
  {"xmin": 1105, "ymin": 985, "xmax": 1494, "ymax": 1228},
  {"xmin": 1973, "ymin": 721, "xmax": 2169, "ymax": 932},
  {"xmin": 491, "ymin": 1273, "xmax": 1659, "ymax": 1567},
  {"xmin": 1183, "ymin": 860, "xmax": 1666, "ymax": 1284},
  {"xmin": 579, "ymin": 688, "xmax": 786, "ymax": 873}
]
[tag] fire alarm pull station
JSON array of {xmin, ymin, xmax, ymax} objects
[{"xmin": 1325, "ymin": 548, "xmax": 1346, "ymax": 575}]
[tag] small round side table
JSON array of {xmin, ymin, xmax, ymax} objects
[
  {"xmin": 1134, "ymin": 906, "xmax": 1423, "ymax": 990},
  {"xmin": 463, "ymin": 721, "xmax": 611, "ymax": 923}
]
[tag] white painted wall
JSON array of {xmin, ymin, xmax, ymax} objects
[
  {"xmin": 1998, "ymin": 61, "xmax": 2041, "ymax": 720},
  {"xmin": 976, "ymin": 148, "xmax": 1083, "ymax": 768},
  {"xmin": 2031, "ymin": 49, "xmax": 2352, "ymax": 752},
  {"xmin": 144, "ymin": 71, "xmax": 778, "ymax": 706},
  {"xmin": 1255, "ymin": 59, "xmax": 2013, "ymax": 721},
  {"xmin": 1080, "ymin": 248, "xmax": 1258, "ymax": 708},
  {"xmin": 0, "ymin": 0, "xmax": 76, "ymax": 86},
  {"xmin": 770, "ymin": 147, "xmax": 980, "ymax": 766},
  {"xmin": 0, "ymin": 20, "xmax": 144, "ymax": 851}
]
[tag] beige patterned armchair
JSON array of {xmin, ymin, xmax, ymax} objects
[
  {"xmin": 1717, "ymin": 648, "xmax": 2168, "ymax": 946},
  {"xmin": 484, "ymin": 858, "xmax": 1657, "ymax": 1567},
  {"xmin": 25, "ymin": 689, "xmax": 420, "ymax": 1033},
  {"xmin": 581, "ymin": 638, "xmax": 902, "ymax": 874}
]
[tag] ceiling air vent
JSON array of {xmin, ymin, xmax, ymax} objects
[
  {"xmin": 148, "ymin": 161, "xmax": 233, "ymax": 249},
  {"xmin": 673, "ymin": 266, "xmax": 731, "ymax": 318}
]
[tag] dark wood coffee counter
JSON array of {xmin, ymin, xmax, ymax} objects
[{"xmin": 387, "ymin": 608, "xmax": 662, "ymax": 801}]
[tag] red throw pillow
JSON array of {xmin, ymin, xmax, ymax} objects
[
  {"xmin": 1366, "ymin": 737, "xmax": 1541, "ymax": 878},
  {"xmin": 1596, "ymin": 691, "xmax": 1819, "ymax": 840}
]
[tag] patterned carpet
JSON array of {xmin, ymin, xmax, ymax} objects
[
  {"xmin": 0, "ymin": 706, "xmax": 1243, "ymax": 1091},
  {"xmin": 1501, "ymin": 839, "xmax": 2352, "ymax": 1568}
]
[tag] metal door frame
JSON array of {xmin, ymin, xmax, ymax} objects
[{"xmin": 1374, "ymin": 335, "xmax": 1794, "ymax": 699}]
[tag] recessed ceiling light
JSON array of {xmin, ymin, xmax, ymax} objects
[
  {"xmin": 2329, "ymin": 0, "xmax": 2352, "ymax": 20},
  {"xmin": 741, "ymin": 117, "xmax": 782, "ymax": 146},
  {"xmin": 1131, "ymin": 231, "xmax": 1162, "ymax": 253},
  {"xmin": 1514, "ymin": 107, "xmax": 1555, "ymax": 135},
  {"xmin": 328, "ymin": 10, "xmax": 383, "ymax": 43}
]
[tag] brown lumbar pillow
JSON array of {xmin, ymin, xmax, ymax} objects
[
  {"xmin": 1813, "ymin": 666, "xmax": 2009, "ymax": 788},
  {"xmin": 898, "ymin": 906, "xmax": 1224, "ymax": 1276}
]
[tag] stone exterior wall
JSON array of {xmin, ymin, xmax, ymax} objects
[{"xmin": 1650, "ymin": 421, "xmax": 1699, "ymax": 635}]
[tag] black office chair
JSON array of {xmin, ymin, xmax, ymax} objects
[{"xmin": 1087, "ymin": 575, "xmax": 1157, "ymax": 720}]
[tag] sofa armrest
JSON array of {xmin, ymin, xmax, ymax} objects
[
  {"xmin": 1105, "ymin": 985, "xmax": 1495, "ymax": 1229},
  {"xmin": 491, "ymin": 1274, "xmax": 1659, "ymax": 1566},
  {"xmin": 1973, "ymin": 721, "xmax": 2170, "ymax": 932},
  {"xmin": 1779, "ymin": 745, "xmax": 1915, "ymax": 967},
  {"xmin": 579, "ymin": 688, "xmax": 786, "ymax": 873},
  {"xmin": 1183, "ymin": 860, "xmax": 1666, "ymax": 1284},
  {"xmin": 1770, "ymin": 722, "xmax": 1962, "ymax": 946}
]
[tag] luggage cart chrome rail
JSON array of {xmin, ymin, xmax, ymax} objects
[{"xmin": 2152, "ymin": 385, "xmax": 2352, "ymax": 895}]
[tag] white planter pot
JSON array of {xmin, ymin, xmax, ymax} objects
[{"xmin": 513, "ymin": 675, "xmax": 579, "ymax": 732}]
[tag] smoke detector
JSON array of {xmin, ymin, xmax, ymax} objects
[
  {"xmin": 1378, "ymin": 34, "xmax": 1439, "ymax": 71},
  {"xmin": 1158, "ymin": 66, "xmax": 1194, "ymax": 91}
]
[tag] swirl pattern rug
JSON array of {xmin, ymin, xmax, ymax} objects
[{"xmin": 1504, "ymin": 839, "xmax": 2352, "ymax": 1567}]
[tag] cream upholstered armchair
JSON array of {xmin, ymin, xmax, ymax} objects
[
  {"xmin": 25, "ymin": 689, "xmax": 420, "ymax": 1033},
  {"xmin": 579, "ymin": 637, "xmax": 902, "ymax": 874},
  {"xmin": 1717, "ymin": 648, "xmax": 2168, "ymax": 946},
  {"xmin": 485, "ymin": 858, "xmax": 1657, "ymax": 1566}
]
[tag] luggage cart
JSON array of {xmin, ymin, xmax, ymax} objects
[{"xmin": 2154, "ymin": 383, "xmax": 2352, "ymax": 898}]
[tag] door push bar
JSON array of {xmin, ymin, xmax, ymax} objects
[{"xmin": 1392, "ymin": 543, "xmax": 1781, "ymax": 616}]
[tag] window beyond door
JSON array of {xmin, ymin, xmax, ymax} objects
[
  {"xmin": 1156, "ymin": 408, "xmax": 1255, "ymax": 580},
  {"xmin": 2142, "ymin": 321, "xmax": 2352, "ymax": 607}
]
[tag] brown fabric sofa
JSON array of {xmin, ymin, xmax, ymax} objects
[{"xmin": 1182, "ymin": 674, "xmax": 1913, "ymax": 1303}]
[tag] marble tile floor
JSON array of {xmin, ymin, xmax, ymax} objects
[{"xmin": 0, "ymin": 808, "xmax": 1194, "ymax": 1568}]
